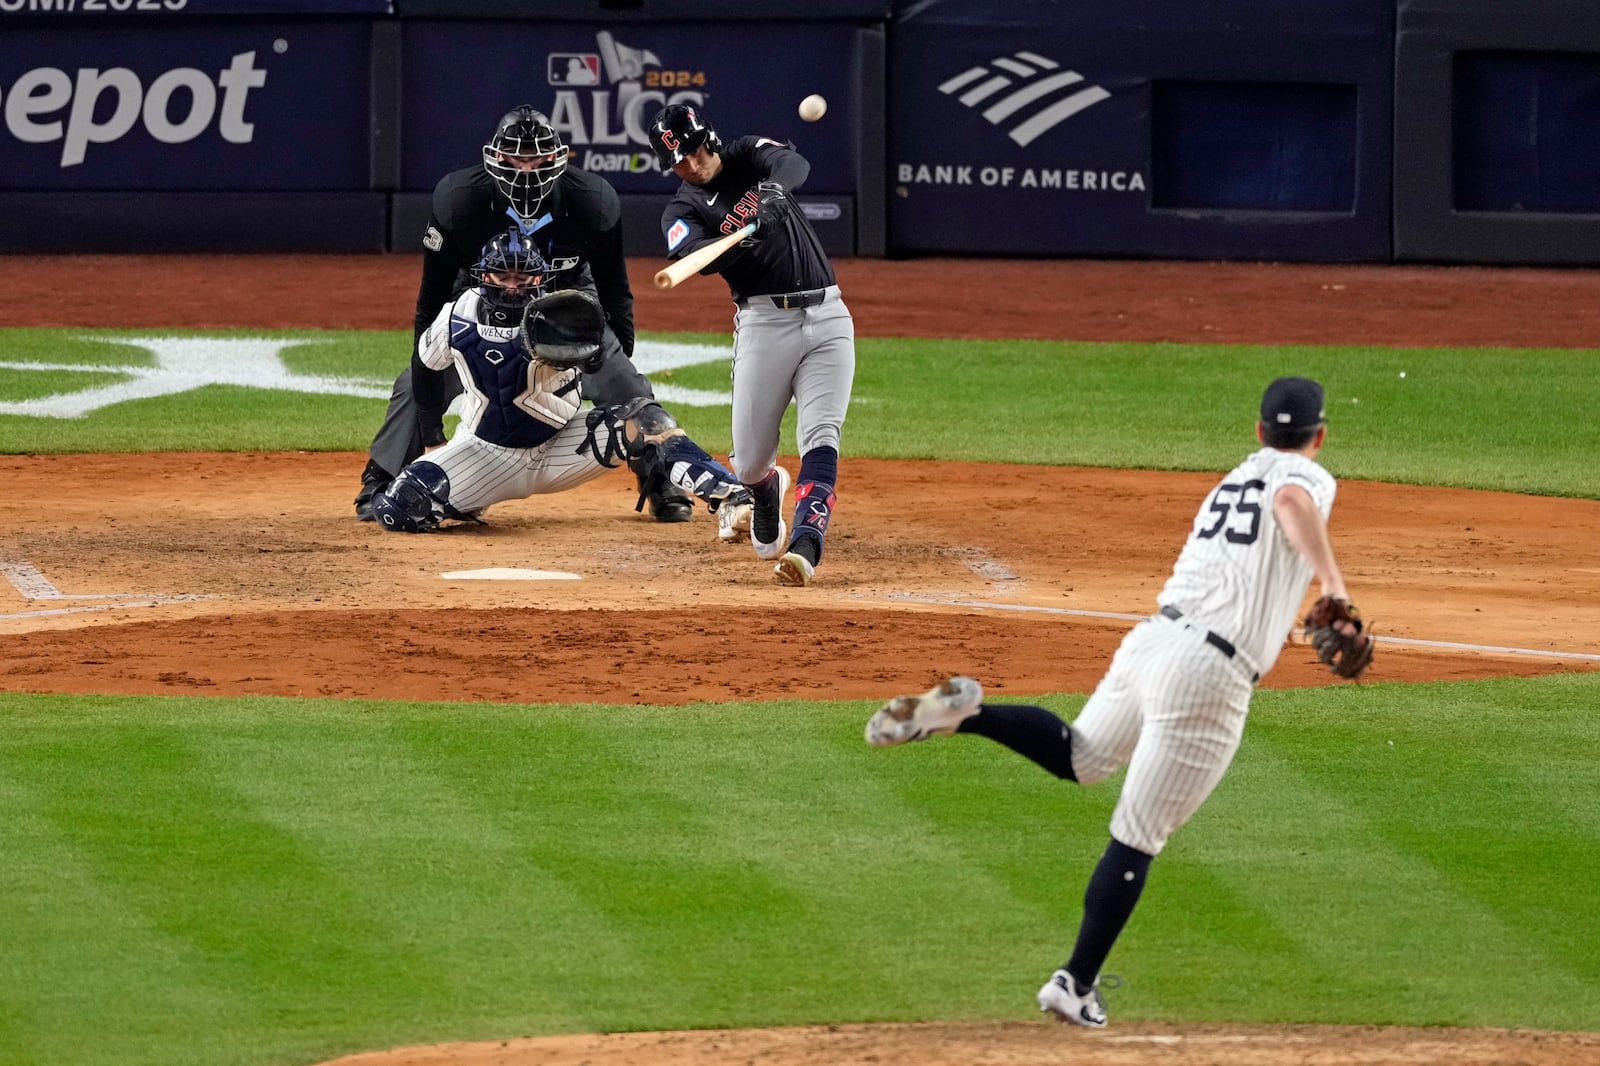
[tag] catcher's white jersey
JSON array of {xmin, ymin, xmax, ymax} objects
[
  {"xmin": 418, "ymin": 290, "xmax": 584, "ymax": 449},
  {"xmin": 1068, "ymin": 447, "xmax": 1337, "ymax": 855},
  {"xmin": 412, "ymin": 291, "xmax": 610, "ymax": 515},
  {"xmin": 1157, "ymin": 447, "xmax": 1336, "ymax": 675}
]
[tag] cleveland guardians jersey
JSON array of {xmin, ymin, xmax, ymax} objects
[
  {"xmin": 660, "ymin": 136, "xmax": 834, "ymax": 302},
  {"xmin": 417, "ymin": 290, "xmax": 583, "ymax": 450},
  {"xmin": 1157, "ymin": 448, "xmax": 1337, "ymax": 673},
  {"xmin": 417, "ymin": 165, "xmax": 635, "ymax": 356}
]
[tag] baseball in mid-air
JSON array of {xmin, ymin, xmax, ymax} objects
[{"xmin": 798, "ymin": 94, "xmax": 828, "ymax": 122}]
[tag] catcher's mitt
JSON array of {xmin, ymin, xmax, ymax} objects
[
  {"xmin": 521, "ymin": 289, "xmax": 606, "ymax": 373},
  {"xmin": 1302, "ymin": 596, "xmax": 1374, "ymax": 680}
]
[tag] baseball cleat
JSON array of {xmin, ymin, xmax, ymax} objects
[
  {"xmin": 774, "ymin": 550, "xmax": 814, "ymax": 587},
  {"xmin": 717, "ymin": 494, "xmax": 754, "ymax": 544},
  {"xmin": 751, "ymin": 466, "xmax": 791, "ymax": 561},
  {"xmin": 1037, "ymin": 968, "xmax": 1108, "ymax": 1028},
  {"xmin": 865, "ymin": 676, "xmax": 983, "ymax": 746}
]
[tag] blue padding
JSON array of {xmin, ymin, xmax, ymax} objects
[
  {"xmin": 1152, "ymin": 83, "xmax": 1358, "ymax": 211},
  {"xmin": 1453, "ymin": 52, "xmax": 1600, "ymax": 212}
]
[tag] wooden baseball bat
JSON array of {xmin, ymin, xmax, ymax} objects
[{"xmin": 653, "ymin": 223, "xmax": 758, "ymax": 290}]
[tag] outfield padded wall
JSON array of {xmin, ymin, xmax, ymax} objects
[{"xmin": 1394, "ymin": 0, "xmax": 1600, "ymax": 264}]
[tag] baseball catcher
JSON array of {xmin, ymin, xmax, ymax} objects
[
  {"xmin": 369, "ymin": 231, "xmax": 753, "ymax": 537},
  {"xmin": 1302, "ymin": 596, "xmax": 1375, "ymax": 679}
]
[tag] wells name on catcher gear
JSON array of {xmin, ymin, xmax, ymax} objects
[
  {"xmin": 370, "ymin": 231, "xmax": 753, "ymax": 537},
  {"xmin": 863, "ymin": 376, "xmax": 1371, "ymax": 1030}
]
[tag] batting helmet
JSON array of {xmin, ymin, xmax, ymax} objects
[
  {"xmin": 470, "ymin": 230, "xmax": 550, "ymax": 325},
  {"xmin": 648, "ymin": 104, "xmax": 721, "ymax": 168},
  {"xmin": 482, "ymin": 106, "xmax": 568, "ymax": 218}
]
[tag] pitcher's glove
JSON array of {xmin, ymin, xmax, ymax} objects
[
  {"xmin": 1302, "ymin": 596, "xmax": 1375, "ymax": 680},
  {"xmin": 521, "ymin": 289, "xmax": 606, "ymax": 374}
]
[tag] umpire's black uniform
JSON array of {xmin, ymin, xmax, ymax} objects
[{"xmin": 357, "ymin": 165, "xmax": 686, "ymax": 518}]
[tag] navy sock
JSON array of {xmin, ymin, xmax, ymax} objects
[
  {"xmin": 1065, "ymin": 838, "xmax": 1153, "ymax": 989},
  {"xmin": 955, "ymin": 702, "xmax": 1078, "ymax": 780},
  {"xmin": 791, "ymin": 446, "xmax": 839, "ymax": 563}
]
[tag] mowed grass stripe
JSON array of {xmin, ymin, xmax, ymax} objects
[
  {"xmin": 2, "ymin": 678, "xmax": 1599, "ymax": 1066},
  {"xmin": 188, "ymin": 711, "xmax": 651, "ymax": 1048},
  {"xmin": 0, "ymin": 770, "xmax": 241, "ymax": 1066},
  {"xmin": 0, "ymin": 717, "xmax": 456, "ymax": 1066},
  {"xmin": 382, "ymin": 704, "xmax": 1070, "ymax": 1029}
]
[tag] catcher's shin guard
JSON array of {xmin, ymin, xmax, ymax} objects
[{"xmin": 371, "ymin": 462, "xmax": 452, "ymax": 533}]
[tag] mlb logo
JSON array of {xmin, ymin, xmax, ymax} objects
[{"xmin": 548, "ymin": 54, "xmax": 601, "ymax": 86}]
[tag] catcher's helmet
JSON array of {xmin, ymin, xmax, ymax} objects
[
  {"xmin": 648, "ymin": 104, "xmax": 721, "ymax": 168},
  {"xmin": 483, "ymin": 105, "xmax": 568, "ymax": 218},
  {"xmin": 471, "ymin": 229, "xmax": 549, "ymax": 325}
]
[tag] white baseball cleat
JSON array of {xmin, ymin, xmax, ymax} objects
[
  {"xmin": 774, "ymin": 550, "xmax": 814, "ymax": 587},
  {"xmin": 1037, "ymin": 969, "xmax": 1108, "ymax": 1029},
  {"xmin": 864, "ymin": 676, "xmax": 984, "ymax": 746},
  {"xmin": 751, "ymin": 466, "xmax": 791, "ymax": 561},
  {"xmin": 717, "ymin": 497, "xmax": 753, "ymax": 543}
]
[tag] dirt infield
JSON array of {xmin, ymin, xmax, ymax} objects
[{"xmin": 2, "ymin": 255, "xmax": 1596, "ymax": 1066}]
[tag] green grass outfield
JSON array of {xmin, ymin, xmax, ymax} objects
[
  {"xmin": 1, "ymin": 327, "xmax": 1596, "ymax": 496},
  {"xmin": 1, "ymin": 329, "xmax": 1598, "ymax": 1065},
  {"xmin": 1, "ymin": 679, "xmax": 1598, "ymax": 1066}
]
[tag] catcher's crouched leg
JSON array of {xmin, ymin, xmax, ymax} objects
[
  {"xmin": 614, "ymin": 400, "xmax": 693, "ymax": 523},
  {"xmin": 580, "ymin": 399, "xmax": 752, "ymax": 533},
  {"xmin": 370, "ymin": 462, "xmax": 453, "ymax": 533}
]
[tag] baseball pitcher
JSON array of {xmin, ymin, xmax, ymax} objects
[{"xmin": 863, "ymin": 377, "xmax": 1374, "ymax": 1028}]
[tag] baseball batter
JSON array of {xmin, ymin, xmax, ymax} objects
[
  {"xmin": 648, "ymin": 104, "xmax": 856, "ymax": 588},
  {"xmin": 356, "ymin": 105, "xmax": 695, "ymax": 525},
  {"xmin": 370, "ymin": 231, "xmax": 752, "ymax": 536},
  {"xmin": 865, "ymin": 377, "xmax": 1373, "ymax": 1028}
]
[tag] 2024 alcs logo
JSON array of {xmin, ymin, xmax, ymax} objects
[{"xmin": 545, "ymin": 30, "xmax": 704, "ymax": 175}]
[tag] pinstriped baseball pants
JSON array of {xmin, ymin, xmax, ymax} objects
[
  {"xmin": 1069, "ymin": 615, "xmax": 1257, "ymax": 855},
  {"xmin": 419, "ymin": 420, "xmax": 612, "ymax": 515}
]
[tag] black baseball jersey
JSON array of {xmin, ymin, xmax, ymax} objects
[
  {"xmin": 660, "ymin": 137, "xmax": 835, "ymax": 303},
  {"xmin": 418, "ymin": 164, "xmax": 635, "ymax": 357}
]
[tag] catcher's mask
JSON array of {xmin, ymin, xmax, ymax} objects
[
  {"xmin": 648, "ymin": 103, "xmax": 721, "ymax": 169},
  {"xmin": 522, "ymin": 289, "xmax": 606, "ymax": 372},
  {"xmin": 483, "ymin": 105, "xmax": 569, "ymax": 218},
  {"xmin": 471, "ymin": 230, "xmax": 549, "ymax": 326}
]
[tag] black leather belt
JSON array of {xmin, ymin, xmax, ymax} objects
[
  {"xmin": 764, "ymin": 288, "xmax": 827, "ymax": 310},
  {"xmin": 1159, "ymin": 605, "xmax": 1258, "ymax": 681}
]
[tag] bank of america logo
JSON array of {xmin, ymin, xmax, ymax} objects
[{"xmin": 938, "ymin": 51, "xmax": 1111, "ymax": 147}]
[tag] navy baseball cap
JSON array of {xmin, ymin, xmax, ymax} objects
[{"xmin": 1260, "ymin": 377, "xmax": 1325, "ymax": 429}]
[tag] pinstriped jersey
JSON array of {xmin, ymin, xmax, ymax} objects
[
  {"xmin": 1156, "ymin": 447, "xmax": 1337, "ymax": 675},
  {"xmin": 417, "ymin": 290, "xmax": 583, "ymax": 449}
]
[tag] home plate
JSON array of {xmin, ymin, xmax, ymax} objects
[{"xmin": 440, "ymin": 568, "xmax": 582, "ymax": 581}]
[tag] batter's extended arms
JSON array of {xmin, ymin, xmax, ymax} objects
[{"xmin": 653, "ymin": 223, "xmax": 757, "ymax": 290}]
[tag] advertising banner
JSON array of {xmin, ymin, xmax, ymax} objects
[
  {"xmin": 0, "ymin": 0, "xmax": 386, "ymax": 15},
  {"xmin": 0, "ymin": 22, "xmax": 372, "ymax": 189},
  {"xmin": 401, "ymin": 22, "xmax": 860, "ymax": 196},
  {"xmin": 888, "ymin": 0, "xmax": 1393, "ymax": 260}
]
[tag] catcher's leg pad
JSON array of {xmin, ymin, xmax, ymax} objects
[
  {"xmin": 371, "ymin": 461, "xmax": 452, "ymax": 532},
  {"xmin": 578, "ymin": 399, "xmax": 744, "ymax": 512}
]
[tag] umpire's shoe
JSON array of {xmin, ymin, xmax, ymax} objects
[
  {"xmin": 639, "ymin": 470, "xmax": 694, "ymax": 523},
  {"xmin": 1037, "ymin": 969, "xmax": 1108, "ymax": 1029},
  {"xmin": 865, "ymin": 676, "xmax": 983, "ymax": 746},
  {"xmin": 354, "ymin": 459, "xmax": 392, "ymax": 522}
]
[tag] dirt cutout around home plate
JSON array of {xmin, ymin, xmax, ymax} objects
[{"xmin": 1, "ymin": 255, "xmax": 1596, "ymax": 1066}]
